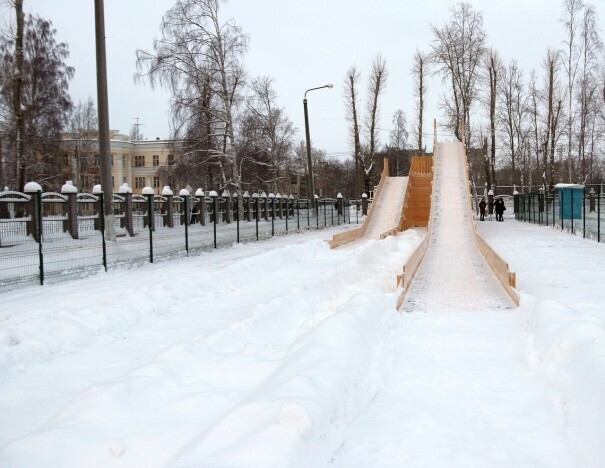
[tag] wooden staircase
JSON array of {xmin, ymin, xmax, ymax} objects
[{"xmin": 399, "ymin": 156, "xmax": 433, "ymax": 231}]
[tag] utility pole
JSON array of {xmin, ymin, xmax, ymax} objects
[
  {"xmin": 94, "ymin": 0, "xmax": 115, "ymax": 240},
  {"xmin": 132, "ymin": 117, "xmax": 144, "ymax": 140}
]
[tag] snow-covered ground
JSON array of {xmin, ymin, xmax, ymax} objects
[
  {"xmin": 1, "ymin": 147, "xmax": 605, "ymax": 465},
  {"xmin": 0, "ymin": 226, "xmax": 426, "ymax": 467}
]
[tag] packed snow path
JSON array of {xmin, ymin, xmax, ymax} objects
[{"xmin": 333, "ymin": 142, "xmax": 576, "ymax": 466}]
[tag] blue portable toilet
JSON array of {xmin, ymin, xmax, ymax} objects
[{"xmin": 555, "ymin": 183, "xmax": 584, "ymax": 220}]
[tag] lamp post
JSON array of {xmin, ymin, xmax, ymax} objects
[{"xmin": 304, "ymin": 84, "xmax": 333, "ymax": 209}]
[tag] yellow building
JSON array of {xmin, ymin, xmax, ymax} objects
[{"xmin": 60, "ymin": 131, "xmax": 177, "ymax": 194}]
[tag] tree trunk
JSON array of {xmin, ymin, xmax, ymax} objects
[{"xmin": 14, "ymin": 0, "xmax": 25, "ymax": 190}]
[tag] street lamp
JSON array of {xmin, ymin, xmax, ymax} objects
[{"xmin": 303, "ymin": 83, "xmax": 333, "ymax": 208}]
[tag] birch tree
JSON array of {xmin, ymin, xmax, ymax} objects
[
  {"xmin": 561, "ymin": 0, "xmax": 584, "ymax": 182},
  {"xmin": 389, "ymin": 109, "xmax": 408, "ymax": 176},
  {"xmin": 431, "ymin": 2, "xmax": 486, "ymax": 146},
  {"xmin": 576, "ymin": 4, "xmax": 602, "ymax": 181}
]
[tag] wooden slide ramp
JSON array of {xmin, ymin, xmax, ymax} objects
[
  {"xmin": 397, "ymin": 142, "xmax": 519, "ymax": 310},
  {"xmin": 328, "ymin": 156, "xmax": 433, "ymax": 248}
]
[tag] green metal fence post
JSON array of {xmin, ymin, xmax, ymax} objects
[
  {"xmin": 184, "ymin": 193, "xmax": 190, "ymax": 255},
  {"xmin": 213, "ymin": 194, "xmax": 218, "ymax": 248},
  {"xmin": 583, "ymin": 187, "xmax": 586, "ymax": 239},
  {"xmin": 235, "ymin": 195, "xmax": 240, "ymax": 243},
  {"xmin": 598, "ymin": 185, "xmax": 601, "ymax": 242},
  {"xmin": 271, "ymin": 196, "xmax": 275, "ymax": 237},
  {"xmin": 100, "ymin": 192, "xmax": 107, "ymax": 271},
  {"xmin": 37, "ymin": 191, "xmax": 44, "ymax": 285},
  {"xmin": 147, "ymin": 194, "xmax": 154, "ymax": 263},
  {"xmin": 571, "ymin": 189, "xmax": 574, "ymax": 235},
  {"xmin": 255, "ymin": 195, "xmax": 259, "ymax": 241}
]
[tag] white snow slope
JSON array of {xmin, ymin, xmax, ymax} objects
[{"xmin": 1, "ymin": 142, "xmax": 604, "ymax": 467}]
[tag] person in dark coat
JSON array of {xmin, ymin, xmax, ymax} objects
[
  {"xmin": 494, "ymin": 197, "xmax": 506, "ymax": 221},
  {"xmin": 479, "ymin": 198, "xmax": 487, "ymax": 221}
]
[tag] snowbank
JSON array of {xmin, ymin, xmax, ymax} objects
[
  {"xmin": 0, "ymin": 229, "xmax": 424, "ymax": 467},
  {"xmin": 522, "ymin": 295, "xmax": 605, "ymax": 466}
]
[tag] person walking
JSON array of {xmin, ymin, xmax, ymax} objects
[{"xmin": 479, "ymin": 198, "xmax": 487, "ymax": 221}]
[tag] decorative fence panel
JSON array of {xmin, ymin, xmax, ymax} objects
[{"xmin": 0, "ymin": 187, "xmax": 359, "ymax": 293}]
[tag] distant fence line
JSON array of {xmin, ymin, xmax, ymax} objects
[
  {"xmin": 0, "ymin": 183, "xmax": 368, "ymax": 293},
  {"xmin": 513, "ymin": 185, "xmax": 605, "ymax": 242}
]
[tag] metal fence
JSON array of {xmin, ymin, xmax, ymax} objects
[
  {"xmin": 0, "ymin": 188, "xmax": 365, "ymax": 293},
  {"xmin": 514, "ymin": 185, "xmax": 604, "ymax": 242}
]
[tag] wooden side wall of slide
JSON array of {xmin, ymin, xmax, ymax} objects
[
  {"xmin": 396, "ymin": 155, "xmax": 435, "ymax": 309},
  {"xmin": 460, "ymin": 141, "xmax": 520, "ymax": 305}
]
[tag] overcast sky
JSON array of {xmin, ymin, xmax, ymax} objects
[{"xmin": 9, "ymin": 0, "xmax": 599, "ymax": 158}]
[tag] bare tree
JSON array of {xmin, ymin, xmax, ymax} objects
[
  {"xmin": 344, "ymin": 65, "xmax": 362, "ymax": 199},
  {"xmin": 561, "ymin": 0, "xmax": 585, "ymax": 182},
  {"xmin": 431, "ymin": 2, "xmax": 486, "ymax": 146},
  {"xmin": 576, "ymin": 3, "xmax": 602, "ymax": 182},
  {"xmin": 0, "ymin": 8, "xmax": 74, "ymax": 190},
  {"xmin": 543, "ymin": 48, "xmax": 566, "ymax": 189},
  {"xmin": 499, "ymin": 60, "xmax": 527, "ymax": 186},
  {"xmin": 136, "ymin": 0, "xmax": 248, "ymax": 196},
  {"xmin": 241, "ymin": 77, "xmax": 296, "ymax": 193},
  {"xmin": 411, "ymin": 50, "xmax": 428, "ymax": 153},
  {"xmin": 364, "ymin": 54, "xmax": 387, "ymax": 193},
  {"xmin": 485, "ymin": 48, "xmax": 502, "ymax": 189},
  {"xmin": 528, "ymin": 69, "xmax": 543, "ymax": 188},
  {"xmin": 11, "ymin": 0, "xmax": 23, "ymax": 189},
  {"xmin": 68, "ymin": 97, "xmax": 98, "ymax": 190},
  {"xmin": 389, "ymin": 109, "xmax": 409, "ymax": 176}
]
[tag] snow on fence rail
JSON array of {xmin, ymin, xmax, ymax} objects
[{"xmin": 0, "ymin": 184, "xmax": 359, "ymax": 293}]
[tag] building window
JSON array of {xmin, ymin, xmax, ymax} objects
[
  {"xmin": 111, "ymin": 154, "xmax": 114, "ymax": 166},
  {"xmin": 112, "ymin": 176, "xmax": 114, "ymax": 188},
  {"xmin": 94, "ymin": 154, "xmax": 100, "ymax": 166},
  {"xmin": 167, "ymin": 154, "xmax": 174, "ymax": 165},
  {"xmin": 134, "ymin": 155, "xmax": 145, "ymax": 167},
  {"xmin": 135, "ymin": 177, "xmax": 146, "ymax": 189},
  {"xmin": 62, "ymin": 154, "xmax": 69, "ymax": 166},
  {"xmin": 153, "ymin": 155, "xmax": 159, "ymax": 166},
  {"xmin": 153, "ymin": 176, "xmax": 160, "ymax": 188},
  {"xmin": 93, "ymin": 176, "xmax": 101, "ymax": 187}
]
